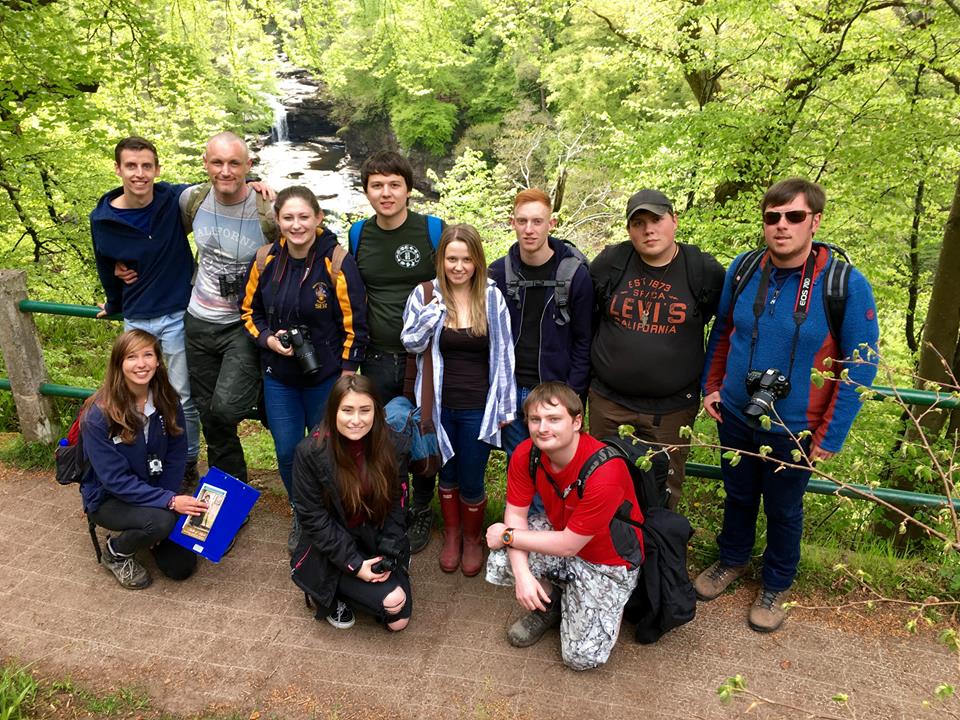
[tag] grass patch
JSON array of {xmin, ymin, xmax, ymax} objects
[
  {"xmin": 0, "ymin": 435, "xmax": 55, "ymax": 471},
  {"xmin": 0, "ymin": 662, "xmax": 38, "ymax": 720}
]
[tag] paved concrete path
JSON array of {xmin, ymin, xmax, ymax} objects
[{"xmin": 1, "ymin": 466, "xmax": 956, "ymax": 719}]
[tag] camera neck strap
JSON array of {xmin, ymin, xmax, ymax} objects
[{"xmin": 746, "ymin": 249, "xmax": 818, "ymax": 380}]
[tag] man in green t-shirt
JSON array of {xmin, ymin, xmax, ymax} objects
[{"xmin": 354, "ymin": 151, "xmax": 445, "ymax": 553}]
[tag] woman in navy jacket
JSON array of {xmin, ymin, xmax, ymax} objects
[
  {"xmin": 81, "ymin": 330, "xmax": 207, "ymax": 589},
  {"xmin": 240, "ymin": 186, "xmax": 369, "ymax": 536}
]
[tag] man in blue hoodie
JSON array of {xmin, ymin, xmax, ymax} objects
[
  {"xmin": 489, "ymin": 188, "xmax": 594, "ymax": 465},
  {"xmin": 90, "ymin": 136, "xmax": 200, "ymax": 477}
]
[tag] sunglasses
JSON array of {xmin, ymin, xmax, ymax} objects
[{"xmin": 763, "ymin": 210, "xmax": 814, "ymax": 225}]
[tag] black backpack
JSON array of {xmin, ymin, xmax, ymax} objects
[
  {"xmin": 55, "ymin": 413, "xmax": 89, "ymax": 486},
  {"xmin": 503, "ymin": 239, "xmax": 588, "ymax": 326},
  {"xmin": 527, "ymin": 434, "xmax": 696, "ymax": 643},
  {"xmin": 729, "ymin": 241, "xmax": 851, "ymax": 339},
  {"xmin": 595, "ymin": 241, "xmax": 723, "ymax": 322}
]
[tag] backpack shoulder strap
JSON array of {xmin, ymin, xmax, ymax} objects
[
  {"xmin": 328, "ymin": 244, "xmax": 347, "ymax": 285},
  {"xmin": 348, "ymin": 218, "xmax": 368, "ymax": 256},
  {"xmin": 575, "ymin": 444, "xmax": 625, "ymax": 499},
  {"xmin": 503, "ymin": 251, "xmax": 521, "ymax": 309},
  {"xmin": 597, "ymin": 241, "xmax": 635, "ymax": 309},
  {"xmin": 679, "ymin": 243, "xmax": 705, "ymax": 314},
  {"xmin": 425, "ymin": 215, "xmax": 443, "ymax": 250},
  {"xmin": 255, "ymin": 192, "xmax": 279, "ymax": 242},
  {"xmin": 182, "ymin": 182, "xmax": 212, "ymax": 234},
  {"xmin": 553, "ymin": 253, "xmax": 585, "ymax": 326},
  {"xmin": 254, "ymin": 243, "xmax": 273, "ymax": 274},
  {"xmin": 730, "ymin": 248, "xmax": 766, "ymax": 308},
  {"xmin": 819, "ymin": 244, "xmax": 850, "ymax": 340}
]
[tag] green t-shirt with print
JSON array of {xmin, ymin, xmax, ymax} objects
[{"xmin": 356, "ymin": 210, "xmax": 441, "ymax": 353}]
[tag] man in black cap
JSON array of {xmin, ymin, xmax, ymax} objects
[{"xmin": 588, "ymin": 189, "xmax": 725, "ymax": 510}]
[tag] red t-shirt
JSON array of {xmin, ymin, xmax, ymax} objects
[{"xmin": 506, "ymin": 433, "xmax": 644, "ymax": 567}]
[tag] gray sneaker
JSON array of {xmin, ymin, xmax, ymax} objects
[
  {"xmin": 326, "ymin": 600, "xmax": 355, "ymax": 630},
  {"xmin": 102, "ymin": 540, "xmax": 151, "ymax": 590},
  {"xmin": 693, "ymin": 561, "xmax": 748, "ymax": 601},
  {"xmin": 748, "ymin": 587, "xmax": 791, "ymax": 633},
  {"xmin": 407, "ymin": 504, "xmax": 433, "ymax": 554},
  {"xmin": 507, "ymin": 596, "xmax": 562, "ymax": 648}
]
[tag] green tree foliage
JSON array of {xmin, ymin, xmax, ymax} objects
[{"xmin": 0, "ymin": 0, "xmax": 276, "ymax": 302}]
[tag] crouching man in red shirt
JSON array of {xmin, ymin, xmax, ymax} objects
[{"xmin": 485, "ymin": 381, "xmax": 644, "ymax": 670}]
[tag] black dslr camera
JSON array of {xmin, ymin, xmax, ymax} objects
[
  {"xmin": 278, "ymin": 326, "xmax": 321, "ymax": 376},
  {"xmin": 217, "ymin": 273, "xmax": 243, "ymax": 298},
  {"xmin": 371, "ymin": 537, "xmax": 404, "ymax": 573},
  {"xmin": 743, "ymin": 369, "xmax": 791, "ymax": 428}
]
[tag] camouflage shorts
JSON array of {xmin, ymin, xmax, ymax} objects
[{"xmin": 485, "ymin": 513, "xmax": 640, "ymax": 670}]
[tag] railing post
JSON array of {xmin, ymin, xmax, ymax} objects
[{"xmin": 0, "ymin": 270, "xmax": 58, "ymax": 442}]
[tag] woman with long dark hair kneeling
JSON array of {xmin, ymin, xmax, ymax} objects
[
  {"xmin": 290, "ymin": 374, "xmax": 412, "ymax": 631},
  {"xmin": 81, "ymin": 330, "xmax": 207, "ymax": 589}
]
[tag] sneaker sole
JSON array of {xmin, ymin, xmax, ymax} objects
[{"xmin": 326, "ymin": 616, "xmax": 355, "ymax": 630}]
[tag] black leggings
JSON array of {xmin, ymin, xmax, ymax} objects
[
  {"xmin": 90, "ymin": 497, "xmax": 197, "ymax": 580},
  {"xmin": 337, "ymin": 567, "xmax": 413, "ymax": 623}
]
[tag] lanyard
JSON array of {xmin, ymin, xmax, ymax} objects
[
  {"xmin": 267, "ymin": 239, "xmax": 316, "ymax": 327},
  {"xmin": 746, "ymin": 249, "xmax": 817, "ymax": 379}
]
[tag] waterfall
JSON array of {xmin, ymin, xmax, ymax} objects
[{"xmin": 269, "ymin": 95, "xmax": 288, "ymax": 144}]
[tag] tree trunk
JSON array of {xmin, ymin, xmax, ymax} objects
[{"xmin": 913, "ymin": 169, "xmax": 960, "ymax": 435}]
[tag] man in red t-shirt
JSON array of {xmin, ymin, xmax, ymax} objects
[{"xmin": 485, "ymin": 382, "xmax": 643, "ymax": 670}]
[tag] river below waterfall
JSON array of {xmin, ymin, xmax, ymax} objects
[{"xmin": 255, "ymin": 71, "xmax": 369, "ymax": 238}]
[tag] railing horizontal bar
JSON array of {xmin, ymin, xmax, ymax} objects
[
  {"xmin": 18, "ymin": 299, "xmax": 121, "ymax": 321},
  {"xmin": 686, "ymin": 462, "xmax": 959, "ymax": 509}
]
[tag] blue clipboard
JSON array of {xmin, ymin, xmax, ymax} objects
[{"xmin": 169, "ymin": 467, "xmax": 260, "ymax": 562}]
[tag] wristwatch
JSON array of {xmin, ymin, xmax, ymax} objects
[{"xmin": 501, "ymin": 527, "xmax": 515, "ymax": 547}]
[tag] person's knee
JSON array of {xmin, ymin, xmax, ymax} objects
[
  {"xmin": 387, "ymin": 617, "xmax": 409, "ymax": 631},
  {"xmin": 383, "ymin": 586, "xmax": 407, "ymax": 615}
]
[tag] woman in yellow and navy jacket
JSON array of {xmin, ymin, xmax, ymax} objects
[{"xmin": 241, "ymin": 186, "xmax": 369, "ymax": 512}]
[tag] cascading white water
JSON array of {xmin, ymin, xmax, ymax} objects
[
  {"xmin": 268, "ymin": 95, "xmax": 289, "ymax": 144},
  {"xmin": 257, "ymin": 67, "xmax": 369, "ymax": 235}
]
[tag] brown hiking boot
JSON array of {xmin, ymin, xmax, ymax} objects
[
  {"xmin": 693, "ymin": 561, "xmax": 748, "ymax": 601},
  {"xmin": 748, "ymin": 587, "xmax": 791, "ymax": 633}
]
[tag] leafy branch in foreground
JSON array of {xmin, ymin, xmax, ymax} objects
[{"xmin": 630, "ymin": 351, "xmax": 960, "ymax": 552}]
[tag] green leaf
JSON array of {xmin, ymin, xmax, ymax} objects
[
  {"xmin": 760, "ymin": 415, "xmax": 772, "ymax": 431},
  {"xmin": 759, "ymin": 445, "xmax": 772, "ymax": 457}
]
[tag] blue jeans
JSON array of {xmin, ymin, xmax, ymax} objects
[
  {"xmin": 499, "ymin": 385, "xmax": 544, "ymax": 514},
  {"xmin": 438, "ymin": 407, "xmax": 491, "ymax": 504},
  {"xmin": 125, "ymin": 312, "xmax": 200, "ymax": 461},
  {"xmin": 716, "ymin": 408, "xmax": 813, "ymax": 592},
  {"xmin": 263, "ymin": 373, "xmax": 337, "ymax": 498}
]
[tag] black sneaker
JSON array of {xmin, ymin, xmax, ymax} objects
[
  {"xmin": 326, "ymin": 600, "xmax": 355, "ymax": 629},
  {"xmin": 407, "ymin": 504, "xmax": 433, "ymax": 554},
  {"xmin": 102, "ymin": 539, "xmax": 151, "ymax": 590}
]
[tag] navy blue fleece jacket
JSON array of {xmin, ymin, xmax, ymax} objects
[{"xmin": 89, "ymin": 182, "xmax": 193, "ymax": 319}]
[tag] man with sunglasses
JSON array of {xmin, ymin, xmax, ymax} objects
[{"xmin": 697, "ymin": 178, "xmax": 879, "ymax": 633}]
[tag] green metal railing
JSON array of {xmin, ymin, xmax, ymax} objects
[{"xmin": 2, "ymin": 299, "xmax": 958, "ymax": 509}]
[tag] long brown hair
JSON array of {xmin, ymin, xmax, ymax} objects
[
  {"xmin": 86, "ymin": 330, "xmax": 183, "ymax": 443},
  {"xmin": 322, "ymin": 375, "xmax": 397, "ymax": 526},
  {"xmin": 435, "ymin": 223, "xmax": 488, "ymax": 336}
]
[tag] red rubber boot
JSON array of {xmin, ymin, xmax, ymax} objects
[
  {"xmin": 460, "ymin": 497, "xmax": 487, "ymax": 577},
  {"xmin": 438, "ymin": 487, "xmax": 461, "ymax": 573}
]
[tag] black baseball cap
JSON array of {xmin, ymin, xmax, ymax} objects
[{"xmin": 626, "ymin": 189, "xmax": 674, "ymax": 221}]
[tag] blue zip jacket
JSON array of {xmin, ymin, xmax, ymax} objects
[
  {"xmin": 489, "ymin": 237, "xmax": 594, "ymax": 394},
  {"xmin": 90, "ymin": 182, "xmax": 193, "ymax": 319},
  {"xmin": 239, "ymin": 229, "xmax": 369, "ymax": 387},
  {"xmin": 79, "ymin": 402, "xmax": 187, "ymax": 514},
  {"xmin": 702, "ymin": 245, "xmax": 879, "ymax": 453}
]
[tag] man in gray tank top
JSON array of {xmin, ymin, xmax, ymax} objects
[{"xmin": 179, "ymin": 132, "xmax": 278, "ymax": 489}]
